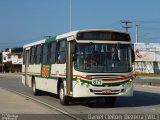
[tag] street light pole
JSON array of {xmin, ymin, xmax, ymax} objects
[
  {"xmin": 69, "ymin": 0, "xmax": 72, "ymax": 32},
  {"xmin": 136, "ymin": 25, "xmax": 140, "ymax": 43}
]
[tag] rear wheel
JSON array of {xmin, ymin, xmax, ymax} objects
[
  {"xmin": 59, "ymin": 83, "xmax": 69, "ymax": 105},
  {"xmin": 104, "ymin": 97, "xmax": 117, "ymax": 106},
  {"xmin": 32, "ymin": 79, "xmax": 40, "ymax": 96}
]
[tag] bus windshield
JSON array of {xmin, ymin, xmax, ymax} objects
[{"xmin": 74, "ymin": 43, "xmax": 132, "ymax": 73}]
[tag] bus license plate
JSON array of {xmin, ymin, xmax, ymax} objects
[
  {"xmin": 102, "ymin": 89, "xmax": 112, "ymax": 94},
  {"xmin": 92, "ymin": 79, "xmax": 102, "ymax": 85}
]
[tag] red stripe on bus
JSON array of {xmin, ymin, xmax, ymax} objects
[
  {"xmin": 102, "ymin": 76, "xmax": 132, "ymax": 82},
  {"xmin": 73, "ymin": 75, "xmax": 92, "ymax": 80},
  {"xmin": 27, "ymin": 72, "xmax": 40, "ymax": 75}
]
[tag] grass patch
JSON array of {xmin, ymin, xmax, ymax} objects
[{"xmin": 134, "ymin": 73, "xmax": 160, "ymax": 77}]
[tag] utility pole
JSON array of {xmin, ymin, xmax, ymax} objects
[
  {"xmin": 136, "ymin": 25, "xmax": 140, "ymax": 43},
  {"xmin": 121, "ymin": 20, "xmax": 132, "ymax": 32}
]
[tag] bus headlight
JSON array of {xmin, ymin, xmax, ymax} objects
[
  {"xmin": 77, "ymin": 79, "xmax": 80, "ymax": 83},
  {"xmin": 122, "ymin": 80, "xmax": 132, "ymax": 88},
  {"xmin": 125, "ymin": 81, "xmax": 132, "ymax": 88}
]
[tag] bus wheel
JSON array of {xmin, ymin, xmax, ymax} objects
[
  {"xmin": 104, "ymin": 97, "xmax": 117, "ymax": 106},
  {"xmin": 59, "ymin": 83, "xmax": 69, "ymax": 105},
  {"xmin": 32, "ymin": 80, "xmax": 40, "ymax": 96}
]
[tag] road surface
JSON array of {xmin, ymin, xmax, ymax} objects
[{"xmin": 0, "ymin": 74, "xmax": 159, "ymax": 120}]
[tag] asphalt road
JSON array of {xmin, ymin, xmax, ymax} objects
[{"xmin": 0, "ymin": 75, "xmax": 160, "ymax": 120}]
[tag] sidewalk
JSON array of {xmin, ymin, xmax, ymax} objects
[{"xmin": 0, "ymin": 88, "xmax": 59, "ymax": 114}]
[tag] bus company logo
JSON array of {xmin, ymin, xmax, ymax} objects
[{"xmin": 42, "ymin": 65, "xmax": 50, "ymax": 77}]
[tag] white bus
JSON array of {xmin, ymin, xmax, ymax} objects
[{"xmin": 22, "ymin": 29, "xmax": 135, "ymax": 105}]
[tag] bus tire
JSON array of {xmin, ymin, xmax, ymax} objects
[
  {"xmin": 104, "ymin": 97, "xmax": 117, "ymax": 106},
  {"xmin": 32, "ymin": 79, "xmax": 40, "ymax": 96},
  {"xmin": 59, "ymin": 83, "xmax": 69, "ymax": 105}
]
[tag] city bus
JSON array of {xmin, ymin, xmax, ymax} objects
[{"xmin": 22, "ymin": 29, "xmax": 135, "ymax": 105}]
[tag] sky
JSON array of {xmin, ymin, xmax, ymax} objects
[{"xmin": 0, "ymin": 0, "xmax": 160, "ymax": 50}]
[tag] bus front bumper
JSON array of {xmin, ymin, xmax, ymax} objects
[{"xmin": 72, "ymin": 82, "xmax": 133, "ymax": 98}]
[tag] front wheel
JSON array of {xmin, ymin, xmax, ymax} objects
[{"xmin": 59, "ymin": 83, "xmax": 69, "ymax": 105}]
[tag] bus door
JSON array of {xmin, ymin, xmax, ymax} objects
[
  {"xmin": 66, "ymin": 40, "xmax": 73, "ymax": 96},
  {"xmin": 25, "ymin": 49, "xmax": 30, "ymax": 86}
]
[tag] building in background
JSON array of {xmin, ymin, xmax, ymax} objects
[
  {"xmin": 134, "ymin": 43, "xmax": 160, "ymax": 74},
  {"xmin": 0, "ymin": 52, "xmax": 3, "ymax": 72},
  {"xmin": 2, "ymin": 48, "xmax": 11, "ymax": 63},
  {"xmin": 1, "ymin": 47, "xmax": 23, "ymax": 73}
]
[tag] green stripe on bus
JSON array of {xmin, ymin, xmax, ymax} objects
[{"xmin": 45, "ymin": 36, "xmax": 57, "ymax": 43}]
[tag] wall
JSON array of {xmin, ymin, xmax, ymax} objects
[{"xmin": 134, "ymin": 43, "xmax": 160, "ymax": 74}]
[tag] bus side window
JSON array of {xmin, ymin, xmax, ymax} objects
[
  {"xmin": 34, "ymin": 46, "xmax": 37, "ymax": 63},
  {"xmin": 47, "ymin": 43, "xmax": 51, "ymax": 63},
  {"xmin": 51, "ymin": 42, "xmax": 56, "ymax": 64},
  {"xmin": 30, "ymin": 46, "xmax": 35, "ymax": 64},
  {"xmin": 35, "ymin": 45, "xmax": 41, "ymax": 64},
  {"xmin": 57, "ymin": 51, "xmax": 60, "ymax": 64},
  {"xmin": 57, "ymin": 40, "xmax": 67, "ymax": 64},
  {"xmin": 57, "ymin": 42, "xmax": 60, "ymax": 64},
  {"xmin": 23, "ymin": 49, "xmax": 26, "ymax": 65},
  {"xmin": 42, "ymin": 44, "xmax": 48, "ymax": 64}
]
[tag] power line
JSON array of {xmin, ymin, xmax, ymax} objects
[
  {"xmin": 140, "ymin": 27, "xmax": 160, "ymax": 31},
  {"xmin": 133, "ymin": 20, "xmax": 160, "ymax": 23}
]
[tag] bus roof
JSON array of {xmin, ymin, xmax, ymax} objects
[
  {"xmin": 23, "ymin": 29, "xmax": 130, "ymax": 48},
  {"xmin": 56, "ymin": 29, "xmax": 129, "ymax": 39}
]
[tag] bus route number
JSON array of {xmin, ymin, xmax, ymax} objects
[{"xmin": 92, "ymin": 79, "xmax": 102, "ymax": 85}]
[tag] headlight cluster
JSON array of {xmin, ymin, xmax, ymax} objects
[{"xmin": 123, "ymin": 80, "xmax": 132, "ymax": 88}]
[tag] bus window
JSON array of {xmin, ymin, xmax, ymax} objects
[
  {"xmin": 42, "ymin": 44, "xmax": 48, "ymax": 64},
  {"xmin": 35, "ymin": 45, "xmax": 41, "ymax": 64},
  {"xmin": 47, "ymin": 43, "xmax": 51, "ymax": 63},
  {"xmin": 30, "ymin": 46, "xmax": 35, "ymax": 64},
  {"xmin": 23, "ymin": 49, "xmax": 25, "ymax": 65},
  {"xmin": 51, "ymin": 42, "xmax": 56, "ymax": 64},
  {"xmin": 57, "ymin": 40, "xmax": 66, "ymax": 64},
  {"xmin": 34, "ymin": 46, "xmax": 37, "ymax": 63}
]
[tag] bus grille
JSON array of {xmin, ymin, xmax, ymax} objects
[{"xmin": 90, "ymin": 89, "xmax": 121, "ymax": 95}]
